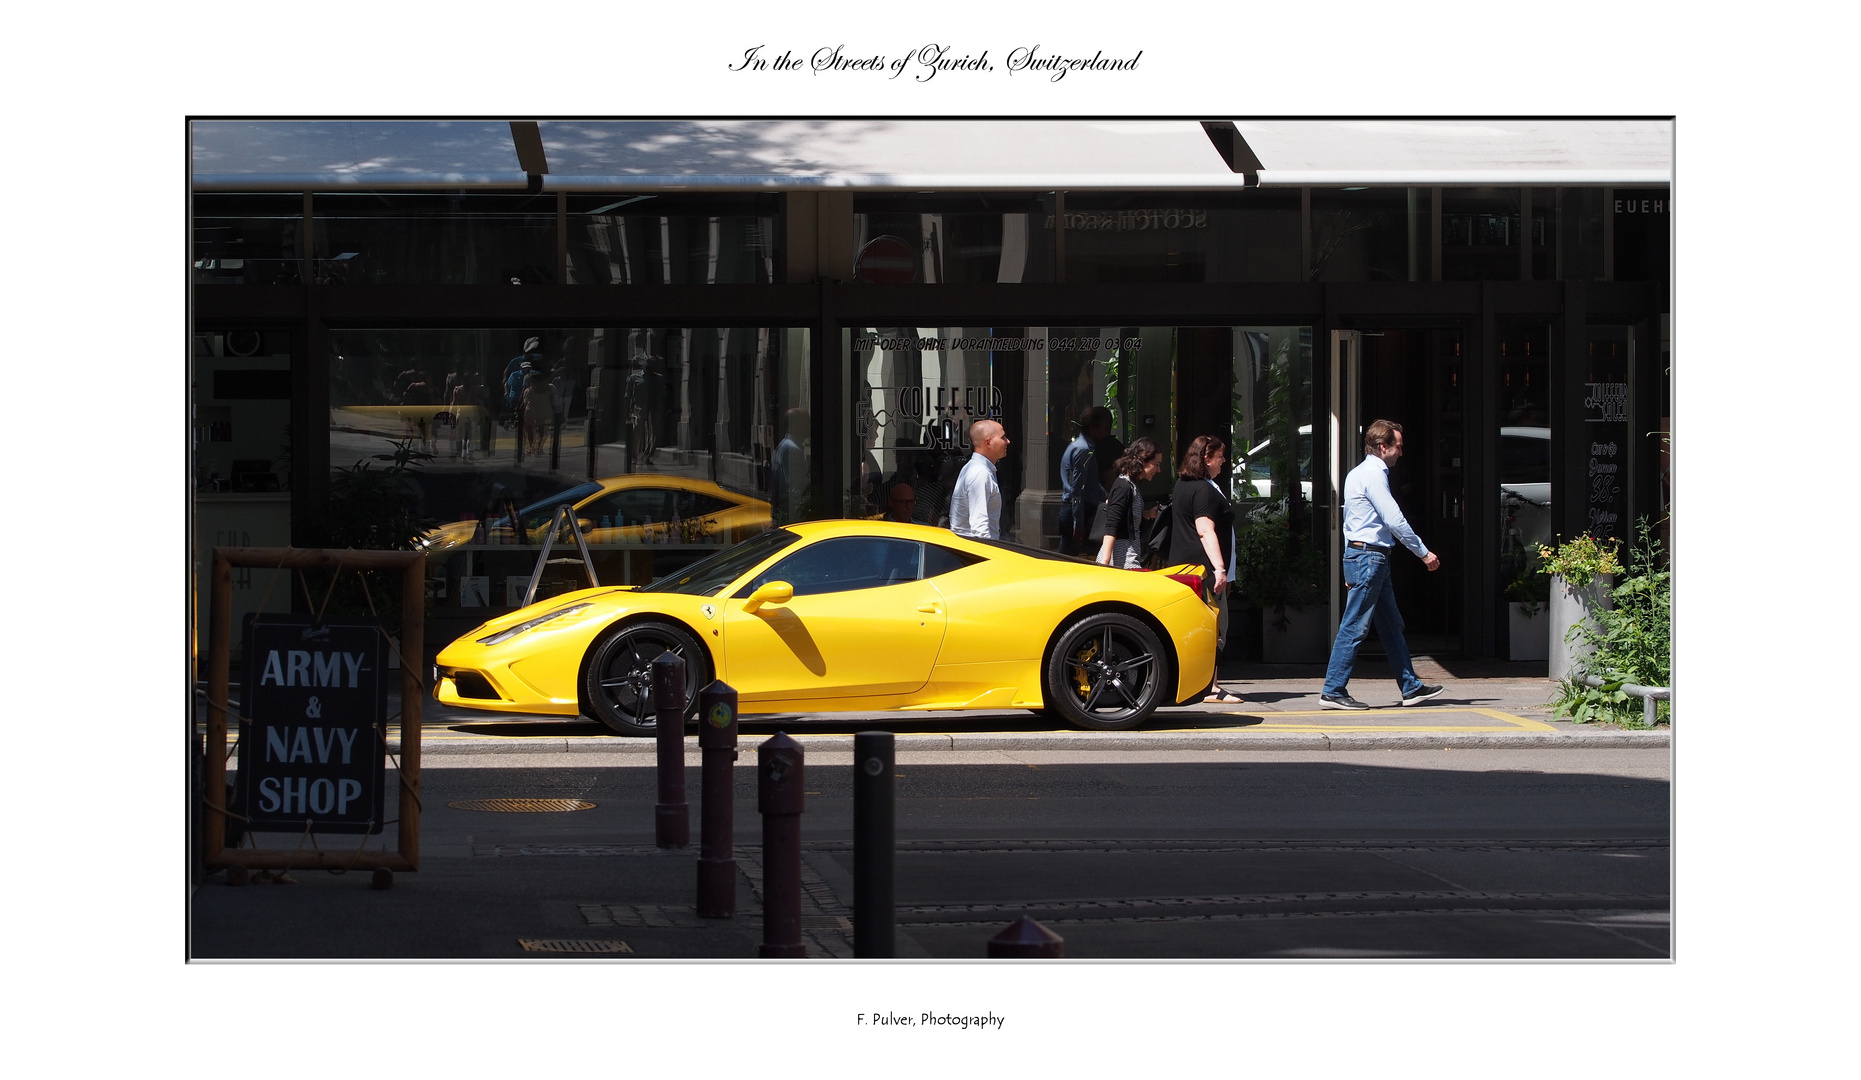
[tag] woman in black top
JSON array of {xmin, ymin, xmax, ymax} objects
[
  {"xmin": 1094, "ymin": 437, "xmax": 1164, "ymax": 569},
  {"xmin": 1168, "ymin": 435, "xmax": 1241, "ymax": 702}
]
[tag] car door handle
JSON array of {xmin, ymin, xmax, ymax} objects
[{"xmin": 916, "ymin": 602, "xmax": 942, "ymax": 614}]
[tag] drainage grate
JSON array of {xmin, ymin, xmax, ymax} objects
[
  {"xmin": 448, "ymin": 798, "xmax": 596, "ymax": 813},
  {"xmin": 519, "ymin": 938, "xmax": 633, "ymax": 954}
]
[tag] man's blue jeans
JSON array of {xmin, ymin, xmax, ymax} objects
[{"xmin": 1322, "ymin": 549, "xmax": 1424, "ymax": 697}]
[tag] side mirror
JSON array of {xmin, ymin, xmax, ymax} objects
[{"xmin": 742, "ymin": 580, "xmax": 794, "ymax": 614}]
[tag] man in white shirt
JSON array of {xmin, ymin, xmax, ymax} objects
[
  {"xmin": 1321, "ymin": 419, "xmax": 1446, "ymax": 710},
  {"xmin": 949, "ymin": 419, "xmax": 1010, "ymax": 539}
]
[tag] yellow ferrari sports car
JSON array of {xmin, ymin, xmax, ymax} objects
[
  {"xmin": 433, "ymin": 519, "xmax": 1218, "ymax": 733},
  {"xmin": 422, "ymin": 474, "xmax": 771, "ymax": 550}
]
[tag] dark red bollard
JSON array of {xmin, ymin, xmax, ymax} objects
[
  {"xmin": 651, "ymin": 653, "xmax": 689, "ymax": 849},
  {"xmin": 758, "ymin": 732, "xmax": 806, "ymax": 958},
  {"xmin": 987, "ymin": 916, "xmax": 1064, "ymax": 958},
  {"xmin": 696, "ymin": 680, "xmax": 739, "ymax": 918}
]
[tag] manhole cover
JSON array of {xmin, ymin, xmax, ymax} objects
[
  {"xmin": 519, "ymin": 939, "xmax": 632, "ymax": 954},
  {"xmin": 448, "ymin": 798, "xmax": 596, "ymax": 813}
]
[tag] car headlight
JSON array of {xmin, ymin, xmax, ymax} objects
[{"xmin": 475, "ymin": 602, "xmax": 596, "ymax": 646}]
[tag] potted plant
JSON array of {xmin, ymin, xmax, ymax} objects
[
  {"xmin": 1536, "ymin": 532, "xmax": 1622, "ymax": 682},
  {"xmin": 1503, "ymin": 552, "xmax": 1552, "ymax": 661},
  {"xmin": 1233, "ymin": 506, "xmax": 1327, "ymax": 663},
  {"xmin": 1550, "ymin": 518, "xmax": 1672, "ymax": 726}
]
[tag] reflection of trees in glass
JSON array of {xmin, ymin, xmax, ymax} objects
[{"xmin": 1234, "ymin": 328, "xmax": 1317, "ymax": 606}]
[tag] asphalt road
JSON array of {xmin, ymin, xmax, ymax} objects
[{"xmin": 192, "ymin": 746, "xmax": 1670, "ymax": 960}]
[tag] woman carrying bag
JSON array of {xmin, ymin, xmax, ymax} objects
[
  {"xmin": 1093, "ymin": 438, "xmax": 1164, "ymax": 569},
  {"xmin": 1168, "ymin": 435, "xmax": 1243, "ymax": 704}
]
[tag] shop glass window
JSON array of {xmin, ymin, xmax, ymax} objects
[
  {"xmin": 1581, "ymin": 325, "xmax": 1634, "ymax": 545},
  {"xmin": 567, "ymin": 194, "xmax": 781, "ymax": 284},
  {"xmin": 843, "ymin": 325, "xmax": 1313, "ymax": 556},
  {"xmin": 327, "ymin": 325, "xmax": 810, "ymax": 610},
  {"xmin": 1527, "ymin": 188, "xmax": 1559, "ymax": 281},
  {"xmin": 1061, "ymin": 191, "xmax": 1304, "ymax": 283},
  {"xmin": 1442, "ymin": 188, "xmax": 1523, "ymax": 281},
  {"xmin": 1611, "ymin": 187, "xmax": 1670, "ymax": 284},
  {"xmin": 192, "ymin": 195, "xmax": 303, "ymax": 285},
  {"xmin": 1309, "ymin": 188, "xmax": 1430, "ymax": 282},
  {"xmin": 1557, "ymin": 187, "xmax": 1607, "ymax": 281},
  {"xmin": 852, "ymin": 196, "xmax": 1053, "ymax": 284},
  {"xmin": 1496, "ymin": 320, "xmax": 1553, "ymax": 601},
  {"xmin": 311, "ymin": 194, "xmax": 557, "ymax": 285}
]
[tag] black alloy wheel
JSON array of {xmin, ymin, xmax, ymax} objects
[
  {"xmin": 1043, "ymin": 612, "xmax": 1168, "ymax": 731},
  {"xmin": 582, "ymin": 621, "xmax": 709, "ymax": 736}
]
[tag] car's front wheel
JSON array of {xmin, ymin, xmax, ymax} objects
[
  {"xmin": 1043, "ymin": 612, "xmax": 1168, "ymax": 731},
  {"xmin": 582, "ymin": 620, "xmax": 709, "ymax": 736}
]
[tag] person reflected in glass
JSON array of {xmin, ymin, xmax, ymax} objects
[
  {"xmin": 1095, "ymin": 437, "xmax": 1163, "ymax": 569},
  {"xmin": 1059, "ymin": 406, "xmax": 1113, "ymax": 555},
  {"xmin": 883, "ymin": 481, "xmax": 917, "ymax": 523},
  {"xmin": 772, "ymin": 407, "xmax": 810, "ymax": 524}
]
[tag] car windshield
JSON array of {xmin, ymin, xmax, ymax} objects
[
  {"xmin": 488, "ymin": 482, "xmax": 604, "ymax": 530},
  {"xmin": 638, "ymin": 528, "xmax": 800, "ymax": 595}
]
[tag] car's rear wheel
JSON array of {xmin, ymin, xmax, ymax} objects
[
  {"xmin": 582, "ymin": 620, "xmax": 709, "ymax": 736},
  {"xmin": 1043, "ymin": 612, "xmax": 1168, "ymax": 731}
]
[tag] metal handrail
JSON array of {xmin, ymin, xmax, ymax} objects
[{"xmin": 1582, "ymin": 674, "xmax": 1671, "ymax": 726}]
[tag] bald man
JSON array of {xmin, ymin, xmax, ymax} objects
[{"xmin": 949, "ymin": 418, "xmax": 1010, "ymax": 539}]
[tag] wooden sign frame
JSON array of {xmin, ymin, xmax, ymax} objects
[{"xmin": 203, "ymin": 547, "xmax": 424, "ymax": 872}]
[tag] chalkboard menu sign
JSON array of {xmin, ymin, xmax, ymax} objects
[
  {"xmin": 236, "ymin": 615, "xmax": 388, "ymax": 834},
  {"xmin": 1583, "ymin": 381, "xmax": 1630, "ymax": 541}
]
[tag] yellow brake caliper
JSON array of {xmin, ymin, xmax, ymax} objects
[{"xmin": 1071, "ymin": 638, "xmax": 1100, "ymax": 698}]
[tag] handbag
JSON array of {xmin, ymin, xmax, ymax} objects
[
  {"xmin": 1139, "ymin": 499, "xmax": 1173, "ymax": 568},
  {"xmin": 1086, "ymin": 476, "xmax": 1129, "ymax": 545}
]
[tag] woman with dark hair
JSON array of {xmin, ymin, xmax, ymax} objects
[
  {"xmin": 1169, "ymin": 434, "xmax": 1242, "ymax": 703},
  {"xmin": 1094, "ymin": 437, "xmax": 1164, "ymax": 569}
]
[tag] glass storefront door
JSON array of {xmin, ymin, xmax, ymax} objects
[{"xmin": 1329, "ymin": 328, "xmax": 1468, "ymax": 654}]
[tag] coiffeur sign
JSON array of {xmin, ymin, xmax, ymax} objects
[{"xmin": 238, "ymin": 616, "xmax": 387, "ymax": 834}]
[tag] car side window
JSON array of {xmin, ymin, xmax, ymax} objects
[
  {"xmin": 735, "ymin": 537, "xmax": 924, "ymax": 597},
  {"xmin": 922, "ymin": 543, "xmax": 982, "ymax": 580},
  {"xmin": 581, "ymin": 489, "xmax": 673, "ymax": 526},
  {"xmin": 676, "ymin": 491, "xmax": 734, "ymax": 518}
]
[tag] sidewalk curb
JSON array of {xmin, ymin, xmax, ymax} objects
[{"xmin": 399, "ymin": 729, "xmax": 1668, "ymax": 756}]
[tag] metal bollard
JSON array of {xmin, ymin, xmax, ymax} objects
[
  {"xmin": 853, "ymin": 730, "xmax": 895, "ymax": 958},
  {"xmin": 757, "ymin": 732, "xmax": 807, "ymax": 958},
  {"xmin": 987, "ymin": 916, "xmax": 1064, "ymax": 958},
  {"xmin": 651, "ymin": 652, "xmax": 689, "ymax": 849},
  {"xmin": 696, "ymin": 681, "xmax": 739, "ymax": 918}
]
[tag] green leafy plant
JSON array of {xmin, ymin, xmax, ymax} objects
[
  {"xmin": 297, "ymin": 438, "xmax": 438, "ymax": 625},
  {"xmin": 1537, "ymin": 532, "xmax": 1622, "ymax": 587},
  {"xmin": 1504, "ymin": 552, "xmax": 1551, "ymax": 604},
  {"xmin": 1549, "ymin": 518, "xmax": 1671, "ymax": 727},
  {"xmin": 1233, "ymin": 505, "xmax": 1325, "ymax": 615}
]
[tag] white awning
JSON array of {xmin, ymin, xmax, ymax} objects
[
  {"xmin": 189, "ymin": 119, "xmax": 1673, "ymax": 193},
  {"xmin": 191, "ymin": 119, "xmax": 1248, "ymax": 192},
  {"xmin": 190, "ymin": 120, "xmax": 532, "ymax": 190},
  {"xmin": 1228, "ymin": 119, "xmax": 1672, "ymax": 187}
]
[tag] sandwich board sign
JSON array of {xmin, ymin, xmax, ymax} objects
[{"xmin": 237, "ymin": 615, "xmax": 387, "ymax": 834}]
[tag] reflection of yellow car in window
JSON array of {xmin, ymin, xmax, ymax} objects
[
  {"xmin": 422, "ymin": 475, "xmax": 772, "ymax": 552},
  {"xmin": 434, "ymin": 519, "xmax": 1218, "ymax": 735}
]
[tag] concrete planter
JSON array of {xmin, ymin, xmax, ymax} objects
[
  {"xmin": 1549, "ymin": 574, "xmax": 1614, "ymax": 682},
  {"xmin": 1261, "ymin": 605, "xmax": 1329, "ymax": 664},
  {"xmin": 1507, "ymin": 602, "xmax": 1549, "ymax": 662}
]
